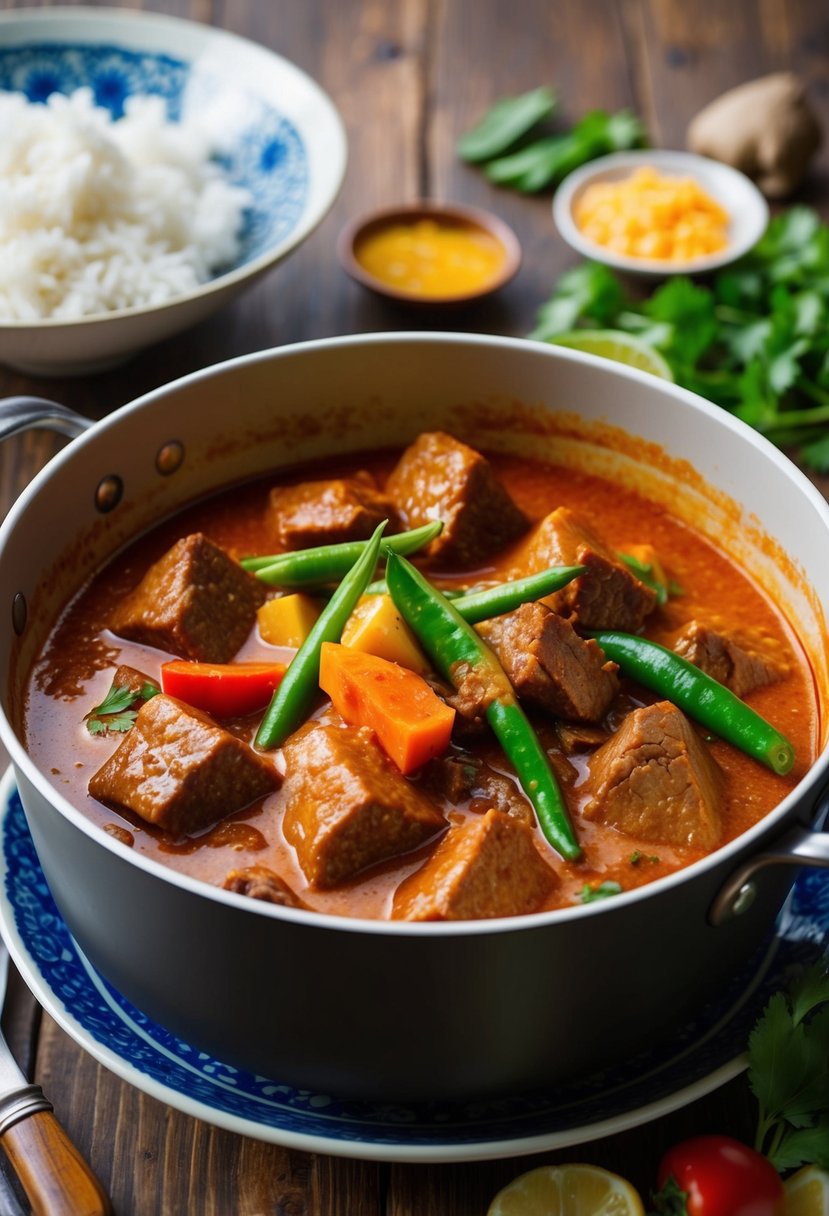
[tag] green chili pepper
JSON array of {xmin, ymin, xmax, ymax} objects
[
  {"xmin": 386, "ymin": 552, "xmax": 582, "ymax": 861},
  {"xmin": 457, "ymin": 86, "xmax": 557, "ymax": 163},
  {"xmin": 590, "ymin": 630, "xmax": 795, "ymax": 776},
  {"xmin": 242, "ymin": 521, "xmax": 443, "ymax": 585},
  {"xmin": 255, "ymin": 521, "xmax": 387, "ymax": 750}
]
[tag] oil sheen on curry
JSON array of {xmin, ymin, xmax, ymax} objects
[{"xmin": 24, "ymin": 432, "xmax": 817, "ymax": 920}]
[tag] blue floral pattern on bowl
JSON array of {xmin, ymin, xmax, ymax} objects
[
  {"xmin": 0, "ymin": 42, "xmax": 308, "ymax": 270},
  {"xmin": 1, "ymin": 777, "xmax": 826, "ymax": 1159}
]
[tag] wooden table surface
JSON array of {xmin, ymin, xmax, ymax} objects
[{"xmin": 0, "ymin": 1, "xmax": 827, "ymax": 1212}]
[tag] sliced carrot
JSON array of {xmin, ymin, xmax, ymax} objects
[{"xmin": 319, "ymin": 642, "xmax": 455, "ymax": 774}]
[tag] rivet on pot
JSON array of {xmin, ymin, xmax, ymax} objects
[
  {"xmin": 730, "ymin": 881, "xmax": 757, "ymax": 917},
  {"xmin": 95, "ymin": 475, "xmax": 123, "ymax": 514},
  {"xmin": 156, "ymin": 441, "xmax": 184, "ymax": 476},
  {"xmin": 11, "ymin": 593, "xmax": 26, "ymax": 636}
]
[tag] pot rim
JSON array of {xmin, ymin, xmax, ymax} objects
[{"xmin": 3, "ymin": 330, "xmax": 829, "ymax": 937}]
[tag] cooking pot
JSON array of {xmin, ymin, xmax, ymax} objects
[{"xmin": 1, "ymin": 333, "xmax": 829, "ymax": 1102}]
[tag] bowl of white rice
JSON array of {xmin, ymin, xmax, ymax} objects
[{"xmin": 0, "ymin": 7, "xmax": 347, "ymax": 375}]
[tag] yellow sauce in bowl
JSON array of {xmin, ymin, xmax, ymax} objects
[
  {"xmin": 353, "ymin": 217, "xmax": 510, "ymax": 299},
  {"xmin": 574, "ymin": 166, "xmax": 730, "ymax": 262}
]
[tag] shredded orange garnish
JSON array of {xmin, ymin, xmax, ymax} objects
[{"xmin": 574, "ymin": 166, "xmax": 730, "ymax": 262}]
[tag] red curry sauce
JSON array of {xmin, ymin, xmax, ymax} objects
[{"xmin": 23, "ymin": 451, "xmax": 819, "ymax": 919}]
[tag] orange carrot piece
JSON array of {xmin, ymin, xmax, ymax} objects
[{"xmin": 319, "ymin": 642, "xmax": 455, "ymax": 774}]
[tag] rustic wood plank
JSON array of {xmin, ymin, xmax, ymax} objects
[
  {"xmin": 429, "ymin": 0, "xmax": 638, "ymax": 336},
  {"xmin": 625, "ymin": 0, "xmax": 829, "ymax": 200}
]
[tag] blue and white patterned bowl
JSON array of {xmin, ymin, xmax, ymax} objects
[{"xmin": 0, "ymin": 7, "xmax": 346, "ymax": 374}]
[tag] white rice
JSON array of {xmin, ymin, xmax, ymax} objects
[{"xmin": 0, "ymin": 88, "xmax": 252, "ymax": 321}]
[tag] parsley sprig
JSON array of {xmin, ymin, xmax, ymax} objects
[
  {"xmin": 531, "ymin": 208, "xmax": 829, "ymax": 469},
  {"xmin": 85, "ymin": 679, "xmax": 159, "ymax": 736},
  {"xmin": 748, "ymin": 962, "xmax": 829, "ymax": 1170}
]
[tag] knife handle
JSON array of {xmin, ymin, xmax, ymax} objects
[{"xmin": 1, "ymin": 1108, "xmax": 112, "ymax": 1216}]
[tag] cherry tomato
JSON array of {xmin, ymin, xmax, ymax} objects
[
  {"xmin": 161, "ymin": 660, "xmax": 285, "ymax": 718},
  {"xmin": 656, "ymin": 1136, "xmax": 783, "ymax": 1216}
]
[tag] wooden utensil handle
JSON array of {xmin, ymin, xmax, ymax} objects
[{"xmin": 2, "ymin": 1109, "xmax": 112, "ymax": 1215}]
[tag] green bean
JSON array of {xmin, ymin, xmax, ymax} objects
[
  {"xmin": 450, "ymin": 565, "xmax": 585, "ymax": 624},
  {"xmin": 590, "ymin": 630, "xmax": 795, "ymax": 776},
  {"xmin": 242, "ymin": 521, "xmax": 443, "ymax": 585},
  {"xmin": 364, "ymin": 565, "xmax": 584, "ymax": 619},
  {"xmin": 386, "ymin": 552, "xmax": 582, "ymax": 861},
  {"xmin": 255, "ymin": 521, "xmax": 387, "ymax": 750}
]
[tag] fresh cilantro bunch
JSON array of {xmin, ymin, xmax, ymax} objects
[
  {"xmin": 531, "ymin": 207, "xmax": 829, "ymax": 469},
  {"xmin": 748, "ymin": 961, "xmax": 829, "ymax": 1170},
  {"xmin": 458, "ymin": 86, "xmax": 647, "ymax": 193}
]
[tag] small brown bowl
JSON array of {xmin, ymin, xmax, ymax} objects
[{"xmin": 337, "ymin": 201, "xmax": 522, "ymax": 305}]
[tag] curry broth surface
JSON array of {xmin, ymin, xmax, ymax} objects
[{"xmin": 24, "ymin": 451, "xmax": 818, "ymax": 918}]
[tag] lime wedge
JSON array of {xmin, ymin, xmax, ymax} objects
[{"xmin": 546, "ymin": 329, "xmax": 674, "ymax": 381}]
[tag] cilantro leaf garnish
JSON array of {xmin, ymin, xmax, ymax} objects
[
  {"xmin": 85, "ymin": 677, "xmax": 158, "ymax": 736},
  {"xmin": 748, "ymin": 962, "xmax": 829, "ymax": 1170},
  {"xmin": 580, "ymin": 880, "xmax": 623, "ymax": 903}
]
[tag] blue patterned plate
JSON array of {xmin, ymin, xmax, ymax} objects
[{"xmin": 0, "ymin": 770, "xmax": 826, "ymax": 1163}]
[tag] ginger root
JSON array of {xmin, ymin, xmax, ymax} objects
[{"xmin": 687, "ymin": 73, "xmax": 822, "ymax": 198}]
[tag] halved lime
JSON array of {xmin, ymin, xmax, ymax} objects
[{"xmin": 546, "ymin": 329, "xmax": 674, "ymax": 381}]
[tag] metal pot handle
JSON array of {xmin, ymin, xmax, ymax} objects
[
  {"xmin": 0, "ymin": 396, "xmax": 92, "ymax": 444},
  {"xmin": 709, "ymin": 791, "xmax": 829, "ymax": 925}
]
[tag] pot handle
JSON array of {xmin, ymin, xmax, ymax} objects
[
  {"xmin": 0, "ymin": 396, "xmax": 92, "ymax": 444},
  {"xmin": 709, "ymin": 816, "xmax": 829, "ymax": 926}
]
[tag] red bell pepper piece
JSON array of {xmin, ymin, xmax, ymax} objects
[{"xmin": 160, "ymin": 661, "xmax": 286, "ymax": 718}]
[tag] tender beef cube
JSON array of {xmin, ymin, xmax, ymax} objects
[
  {"xmin": 469, "ymin": 770, "xmax": 534, "ymax": 825},
  {"xmin": 515, "ymin": 508, "xmax": 657, "ymax": 630},
  {"xmin": 88, "ymin": 694, "xmax": 278, "ymax": 837},
  {"xmin": 673, "ymin": 618, "xmax": 790, "ymax": 698},
  {"xmin": 556, "ymin": 722, "xmax": 611, "ymax": 754},
  {"xmin": 223, "ymin": 865, "xmax": 305, "ymax": 908},
  {"xmin": 477, "ymin": 601, "xmax": 619, "ymax": 723},
  {"xmin": 282, "ymin": 721, "xmax": 445, "ymax": 888},
  {"xmin": 268, "ymin": 470, "xmax": 398, "ymax": 549},
  {"xmin": 423, "ymin": 754, "xmax": 533, "ymax": 824},
  {"xmin": 581, "ymin": 700, "xmax": 722, "ymax": 850},
  {"xmin": 392, "ymin": 809, "xmax": 555, "ymax": 921},
  {"xmin": 109, "ymin": 664, "xmax": 160, "ymax": 699},
  {"xmin": 386, "ymin": 432, "xmax": 528, "ymax": 568},
  {"xmin": 110, "ymin": 533, "xmax": 265, "ymax": 662},
  {"xmin": 423, "ymin": 754, "xmax": 479, "ymax": 804}
]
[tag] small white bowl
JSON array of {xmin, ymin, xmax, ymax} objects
[
  {"xmin": 0, "ymin": 7, "xmax": 347, "ymax": 376},
  {"xmin": 553, "ymin": 150, "xmax": 769, "ymax": 278}
]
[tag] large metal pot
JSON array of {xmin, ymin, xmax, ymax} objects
[{"xmin": 1, "ymin": 333, "xmax": 828, "ymax": 1102}]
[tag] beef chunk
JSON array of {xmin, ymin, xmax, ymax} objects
[
  {"xmin": 223, "ymin": 865, "xmax": 305, "ymax": 908},
  {"xmin": 477, "ymin": 601, "xmax": 619, "ymax": 722},
  {"xmin": 282, "ymin": 721, "xmax": 445, "ymax": 888},
  {"xmin": 109, "ymin": 664, "xmax": 159, "ymax": 698},
  {"xmin": 392, "ymin": 809, "xmax": 555, "ymax": 920},
  {"xmin": 423, "ymin": 754, "xmax": 533, "ymax": 824},
  {"xmin": 556, "ymin": 722, "xmax": 610, "ymax": 754},
  {"xmin": 581, "ymin": 700, "xmax": 722, "ymax": 850},
  {"xmin": 88, "ymin": 694, "xmax": 279, "ymax": 837},
  {"xmin": 386, "ymin": 432, "xmax": 528, "ymax": 568},
  {"xmin": 515, "ymin": 508, "xmax": 657, "ymax": 630},
  {"xmin": 673, "ymin": 618, "xmax": 790, "ymax": 698},
  {"xmin": 268, "ymin": 470, "xmax": 397, "ymax": 549},
  {"xmin": 110, "ymin": 533, "xmax": 265, "ymax": 662}
]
